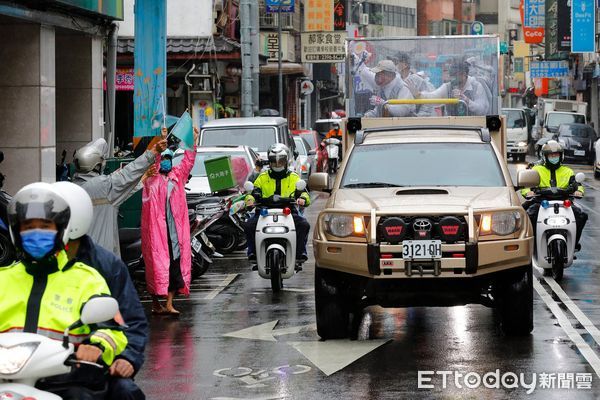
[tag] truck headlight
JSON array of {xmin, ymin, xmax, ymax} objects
[
  {"xmin": 324, "ymin": 214, "xmax": 365, "ymax": 237},
  {"xmin": 479, "ymin": 212, "xmax": 521, "ymax": 236},
  {"xmin": 0, "ymin": 342, "xmax": 39, "ymax": 375}
]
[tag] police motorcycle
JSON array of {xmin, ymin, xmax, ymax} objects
[
  {"xmin": 0, "ymin": 297, "xmax": 119, "ymax": 400},
  {"xmin": 0, "ymin": 151, "xmax": 15, "ymax": 266},
  {"xmin": 528, "ymin": 172, "xmax": 586, "ymax": 281},
  {"xmin": 243, "ymin": 180, "xmax": 307, "ymax": 292}
]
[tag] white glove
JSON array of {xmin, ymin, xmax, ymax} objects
[{"xmin": 369, "ymin": 95, "xmax": 385, "ymax": 106}]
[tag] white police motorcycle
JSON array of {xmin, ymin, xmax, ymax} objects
[
  {"xmin": 530, "ymin": 172, "xmax": 585, "ymax": 281},
  {"xmin": 0, "ymin": 297, "xmax": 119, "ymax": 399},
  {"xmin": 244, "ymin": 180, "xmax": 307, "ymax": 292}
]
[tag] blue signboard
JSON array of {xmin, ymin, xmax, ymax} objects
[
  {"xmin": 266, "ymin": 0, "xmax": 295, "ymax": 13},
  {"xmin": 530, "ymin": 61, "xmax": 569, "ymax": 78},
  {"xmin": 571, "ymin": 0, "xmax": 595, "ymax": 53},
  {"xmin": 524, "ymin": 0, "xmax": 545, "ymax": 28}
]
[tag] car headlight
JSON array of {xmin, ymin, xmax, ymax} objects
[
  {"xmin": 479, "ymin": 212, "xmax": 521, "ymax": 236},
  {"xmin": 546, "ymin": 217, "xmax": 568, "ymax": 226},
  {"xmin": 0, "ymin": 342, "xmax": 39, "ymax": 375},
  {"xmin": 518, "ymin": 141, "xmax": 527, "ymax": 147},
  {"xmin": 324, "ymin": 214, "xmax": 365, "ymax": 237},
  {"xmin": 262, "ymin": 226, "xmax": 289, "ymax": 234}
]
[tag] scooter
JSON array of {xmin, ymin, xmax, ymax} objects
[
  {"xmin": 0, "ymin": 297, "xmax": 119, "ymax": 399},
  {"xmin": 530, "ymin": 172, "xmax": 585, "ymax": 281},
  {"xmin": 189, "ymin": 208, "xmax": 219, "ymax": 280},
  {"xmin": 323, "ymin": 138, "xmax": 341, "ymax": 174},
  {"xmin": 119, "ymin": 226, "xmax": 144, "ymax": 289},
  {"xmin": 244, "ymin": 180, "xmax": 307, "ymax": 292}
]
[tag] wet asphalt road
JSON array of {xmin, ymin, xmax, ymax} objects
[{"xmin": 136, "ymin": 158, "xmax": 600, "ymax": 400}]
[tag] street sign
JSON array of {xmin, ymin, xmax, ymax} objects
[
  {"xmin": 571, "ymin": 0, "xmax": 595, "ymax": 53},
  {"xmin": 521, "ymin": 0, "xmax": 545, "ymax": 44},
  {"xmin": 300, "ymin": 80, "xmax": 314, "ymax": 95},
  {"xmin": 470, "ymin": 21, "xmax": 484, "ymax": 35},
  {"xmin": 500, "ymin": 41, "xmax": 508, "ymax": 54},
  {"xmin": 301, "ymin": 31, "xmax": 346, "ymax": 63},
  {"xmin": 266, "ymin": 0, "xmax": 294, "ymax": 13},
  {"xmin": 530, "ymin": 61, "xmax": 569, "ymax": 78}
]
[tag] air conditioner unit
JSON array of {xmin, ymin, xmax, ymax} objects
[{"xmin": 360, "ymin": 13, "xmax": 369, "ymax": 26}]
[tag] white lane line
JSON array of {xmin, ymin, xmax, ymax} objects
[
  {"xmin": 204, "ymin": 273, "xmax": 239, "ymax": 300},
  {"xmin": 533, "ymin": 278, "xmax": 600, "ymax": 378},
  {"xmin": 543, "ymin": 276, "xmax": 600, "ymax": 345}
]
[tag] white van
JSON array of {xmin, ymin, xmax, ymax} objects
[{"xmin": 501, "ymin": 108, "xmax": 528, "ymax": 162}]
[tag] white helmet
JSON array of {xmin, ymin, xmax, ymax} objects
[
  {"xmin": 52, "ymin": 182, "xmax": 93, "ymax": 240},
  {"xmin": 7, "ymin": 182, "xmax": 72, "ymax": 250},
  {"xmin": 73, "ymin": 138, "xmax": 109, "ymax": 173},
  {"xmin": 267, "ymin": 143, "xmax": 289, "ymax": 173}
]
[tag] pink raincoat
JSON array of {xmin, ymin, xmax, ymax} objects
[{"xmin": 141, "ymin": 147, "xmax": 196, "ymax": 296}]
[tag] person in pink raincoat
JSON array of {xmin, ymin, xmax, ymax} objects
[{"xmin": 142, "ymin": 127, "xmax": 198, "ymax": 315}]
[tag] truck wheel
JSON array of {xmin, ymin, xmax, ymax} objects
[
  {"xmin": 315, "ymin": 267, "xmax": 350, "ymax": 339},
  {"xmin": 498, "ymin": 265, "xmax": 533, "ymax": 336},
  {"xmin": 268, "ymin": 249, "xmax": 284, "ymax": 292}
]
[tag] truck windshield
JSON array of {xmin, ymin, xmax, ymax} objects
[
  {"xmin": 201, "ymin": 127, "xmax": 277, "ymax": 152},
  {"xmin": 341, "ymin": 143, "xmax": 505, "ymax": 188},
  {"xmin": 546, "ymin": 113, "xmax": 585, "ymax": 129},
  {"xmin": 501, "ymin": 110, "xmax": 526, "ymax": 129}
]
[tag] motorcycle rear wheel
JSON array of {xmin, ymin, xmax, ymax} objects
[{"xmin": 192, "ymin": 253, "xmax": 210, "ymax": 280}]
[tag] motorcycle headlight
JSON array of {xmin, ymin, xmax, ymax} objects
[
  {"xmin": 323, "ymin": 214, "xmax": 364, "ymax": 238},
  {"xmin": 262, "ymin": 226, "xmax": 289, "ymax": 234},
  {"xmin": 479, "ymin": 211, "xmax": 521, "ymax": 236},
  {"xmin": 546, "ymin": 217, "xmax": 568, "ymax": 227},
  {"xmin": 0, "ymin": 342, "xmax": 39, "ymax": 375}
]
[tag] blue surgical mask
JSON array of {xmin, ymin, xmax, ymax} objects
[
  {"xmin": 160, "ymin": 159, "xmax": 172, "ymax": 172},
  {"xmin": 20, "ymin": 229, "xmax": 57, "ymax": 260},
  {"xmin": 548, "ymin": 156, "xmax": 561, "ymax": 165}
]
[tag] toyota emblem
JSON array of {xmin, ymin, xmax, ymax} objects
[{"xmin": 413, "ymin": 218, "xmax": 432, "ymax": 238}]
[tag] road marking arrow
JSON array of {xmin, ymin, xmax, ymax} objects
[
  {"xmin": 288, "ymin": 339, "xmax": 391, "ymax": 376},
  {"xmin": 223, "ymin": 320, "xmax": 316, "ymax": 342}
]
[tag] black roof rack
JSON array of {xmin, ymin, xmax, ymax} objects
[{"xmin": 354, "ymin": 125, "xmax": 492, "ymax": 145}]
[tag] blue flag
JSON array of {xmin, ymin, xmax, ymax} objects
[
  {"xmin": 170, "ymin": 111, "xmax": 195, "ymax": 150},
  {"xmin": 133, "ymin": 0, "xmax": 166, "ymax": 137},
  {"xmin": 151, "ymin": 98, "xmax": 178, "ymax": 130}
]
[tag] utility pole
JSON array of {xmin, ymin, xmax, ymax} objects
[
  {"xmin": 278, "ymin": 0, "xmax": 284, "ymax": 116},
  {"xmin": 240, "ymin": 0, "xmax": 253, "ymax": 117},
  {"xmin": 250, "ymin": 1, "xmax": 260, "ymax": 114}
]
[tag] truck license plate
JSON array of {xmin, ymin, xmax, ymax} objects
[
  {"xmin": 574, "ymin": 150, "xmax": 585, "ymax": 156},
  {"xmin": 402, "ymin": 240, "xmax": 442, "ymax": 260}
]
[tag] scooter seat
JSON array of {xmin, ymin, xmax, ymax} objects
[{"xmin": 119, "ymin": 228, "xmax": 141, "ymax": 244}]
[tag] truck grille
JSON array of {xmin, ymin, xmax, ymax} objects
[{"xmin": 377, "ymin": 215, "xmax": 467, "ymax": 244}]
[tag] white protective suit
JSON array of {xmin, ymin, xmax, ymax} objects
[
  {"xmin": 420, "ymin": 76, "xmax": 490, "ymax": 116},
  {"xmin": 72, "ymin": 138, "xmax": 156, "ymax": 256}
]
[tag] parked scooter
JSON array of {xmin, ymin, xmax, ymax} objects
[
  {"xmin": 244, "ymin": 180, "xmax": 307, "ymax": 292},
  {"xmin": 0, "ymin": 151, "xmax": 15, "ymax": 266},
  {"xmin": 119, "ymin": 225, "xmax": 144, "ymax": 289},
  {"xmin": 323, "ymin": 137, "xmax": 341, "ymax": 174},
  {"xmin": 0, "ymin": 297, "xmax": 119, "ymax": 399},
  {"xmin": 530, "ymin": 172, "xmax": 585, "ymax": 281},
  {"xmin": 189, "ymin": 208, "xmax": 219, "ymax": 279}
]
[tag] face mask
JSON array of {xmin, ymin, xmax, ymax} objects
[
  {"xmin": 548, "ymin": 156, "xmax": 561, "ymax": 165},
  {"xmin": 160, "ymin": 159, "xmax": 172, "ymax": 172},
  {"xmin": 20, "ymin": 229, "xmax": 57, "ymax": 260}
]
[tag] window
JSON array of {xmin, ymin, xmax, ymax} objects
[
  {"xmin": 200, "ymin": 127, "xmax": 277, "ymax": 152},
  {"xmin": 341, "ymin": 143, "xmax": 505, "ymax": 188}
]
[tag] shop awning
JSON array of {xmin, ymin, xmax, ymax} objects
[
  {"xmin": 118, "ymin": 36, "xmax": 240, "ymax": 54},
  {"xmin": 260, "ymin": 63, "xmax": 307, "ymax": 76}
]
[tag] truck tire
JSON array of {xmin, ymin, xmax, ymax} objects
[
  {"xmin": 498, "ymin": 265, "xmax": 533, "ymax": 336},
  {"xmin": 315, "ymin": 267, "xmax": 350, "ymax": 339}
]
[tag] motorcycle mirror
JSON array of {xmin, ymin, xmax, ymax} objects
[
  {"xmin": 575, "ymin": 172, "xmax": 586, "ymax": 184},
  {"xmin": 295, "ymin": 180, "xmax": 307, "ymax": 191},
  {"xmin": 243, "ymin": 181, "xmax": 255, "ymax": 192},
  {"xmin": 80, "ymin": 296, "xmax": 119, "ymax": 326}
]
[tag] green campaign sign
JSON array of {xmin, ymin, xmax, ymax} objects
[
  {"xmin": 205, "ymin": 156, "xmax": 236, "ymax": 193},
  {"xmin": 54, "ymin": 0, "xmax": 124, "ymax": 19}
]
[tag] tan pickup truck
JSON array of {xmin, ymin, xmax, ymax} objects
[{"xmin": 309, "ymin": 116, "xmax": 540, "ymax": 339}]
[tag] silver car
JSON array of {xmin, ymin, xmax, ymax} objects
[{"xmin": 293, "ymin": 136, "xmax": 317, "ymax": 180}]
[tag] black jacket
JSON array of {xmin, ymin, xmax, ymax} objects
[{"xmin": 76, "ymin": 235, "xmax": 148, "ymax": 373}]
